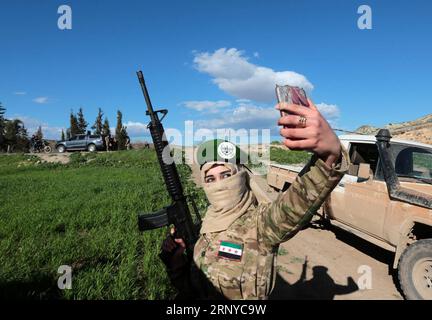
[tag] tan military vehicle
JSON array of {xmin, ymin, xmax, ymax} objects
[{"xmin": 267, "ymin": 129, "xmax": 432, "ymax": 300}]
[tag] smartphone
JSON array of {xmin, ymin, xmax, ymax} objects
[{"xmin": 275, "ymin": 85, "xmax": 310, "ymax": 117}]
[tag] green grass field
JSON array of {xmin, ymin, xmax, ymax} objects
[
  {"xmin": 0, "ymin": 150, "xmax": 206, "ymax": 300},
  {"xmin": 270, "ymin": 147, "xmax": 311, "ymax": 165}
]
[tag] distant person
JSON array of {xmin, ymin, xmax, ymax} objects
[
  {"xmin": 105, "ymin": 134, "xmax": 111, "ymax": 152},
  {"xmin": 112, "ymin": 137, "xmax": 117, "ymax": 151},
  {"xmin": 30, "ymin": 134, "xmax": 36, "ymax": 147},
  {"xmin": 31, "ymin": 134, "xmax": 42, "ymax": 152},
  {"xmin": 125, "ymin": 136, "xmax": 131, "ymax": 150},
  {"xmin": 144, "ymin": 141, "xmax": 150, "ymax": 149}
]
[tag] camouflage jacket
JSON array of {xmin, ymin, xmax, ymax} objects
[{"xmin": 169, "ymin": 146, "xmax": 350, "ymax": 300}]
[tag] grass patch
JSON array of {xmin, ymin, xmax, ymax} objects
[
  {"xmin": 270, "ymin": 147, "xmax": 311, "ymax": 165},
  {"xmin": 413, "ymin": 152, "xmax": 432, "ymax": 174},
  {"xmin": 0, "ymin": 150, "xmax": 205, "ymax": 299}
]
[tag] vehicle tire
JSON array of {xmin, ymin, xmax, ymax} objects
[
  {"xmin": 57, "ymin": 145, "xmax": 66, "ymax": 153},
  {"xmin": 44, "ymin": 146, "xmax": 52, "ymax": 153},
  {"xmin": 87, "ymin": 144, "xmax": 96, "ymax": 152},
  {"xmin": 398, "ymin": 239, "xmax": 432, "ymax": 300}
]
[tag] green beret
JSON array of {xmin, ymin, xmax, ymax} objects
[{"xmin": 196, "ymin": 139, "xmax": 248, "ymax": 167}]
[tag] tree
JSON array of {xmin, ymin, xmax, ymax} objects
[
  {"xmin": 102, "ymin": 118, "xmax": 111, "ymax": 137},
  {"xmin": 69, "ymin": 110, "xmax": 80, "ymax": 137},
  {"xmin": 61, "ymin": 129, "xmax": 65, "ymax": 141},
  {"xmin": 16, "ymin": 123, "xmax": 29, "ymax": 152},
  {"xmin": 35, "ymin": 126, "xmax": 43, "ymax": 140},
  {"xmin": 4, "ymin": 119, "xmax": 28, "ymax": 153},
  {"xmin": 66, "ymin": 128, "xmax": 71, "ymax": 140},
  {"xmin": 92, "ymin": 108, "xmax": 104, "ymax": 135},
  {"xmin": 115, "ymin": 110, "xmax": 128, "ymax": 150},
  {"xmin": 4, "ymin": 121, "xmax": 16, "ymax": 152},
  {"xmin": 77, "ymin": 107, "xmax": 88, "ymax": 134}
]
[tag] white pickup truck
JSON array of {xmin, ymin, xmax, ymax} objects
[{"xmin": 267, "ymin": 129, "xmax": 432, "ymax": 300}]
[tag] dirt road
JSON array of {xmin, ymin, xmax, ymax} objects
[
  {"xmin": 190, "ymin": 164, "xmax": 403, "ymax": 300},
  {"xmin": 270, "ymin": 223, "xmax": 403, "ymax": 300},
  {"xmin": 30, "ymin": 152, "xmax": 71, "ymax": 164}
]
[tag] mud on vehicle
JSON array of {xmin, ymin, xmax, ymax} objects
[{"xmin": 267, "ymin": 129, "xmax": 432, "ymax": 300}]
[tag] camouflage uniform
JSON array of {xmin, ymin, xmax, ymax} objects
[{"xmin": 169, "ymin": 145, "xmax": 350, "ymax": 300}]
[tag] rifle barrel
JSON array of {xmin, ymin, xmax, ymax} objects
[{"xmin": 136, "ymin": 71, "xmax": 157, "ymax": 123}]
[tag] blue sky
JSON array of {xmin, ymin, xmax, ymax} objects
[{"xmin": 1, "ymin": 0, "xmax": 431, "ymax": 143}]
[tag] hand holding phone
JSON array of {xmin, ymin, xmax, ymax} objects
[{"xmin": 275, "ymin": 85, "xmax": 342, "ymax": 167}]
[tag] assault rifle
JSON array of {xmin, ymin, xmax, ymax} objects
[{"xmin": 136, "ymin": 70, "xmax": 201, "ymax": 262}]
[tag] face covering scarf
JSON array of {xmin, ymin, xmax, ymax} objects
[{"xmin": 199, "ymin": 162, "xmax": 255, "ymax": 234}]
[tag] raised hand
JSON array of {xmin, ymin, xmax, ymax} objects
[{"xmin": 276, "ymin": 99, "xmax": 341, "ymax": 167}]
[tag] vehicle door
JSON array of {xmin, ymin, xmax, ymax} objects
[
  {"xmin": 75, "ymin": 135, "xmax": 87, "ymax": 149},
  {"xmin": 327, "ymin": 141, "xmax": 389, "ymax": 239},
  {"xmin": 67, "ymin": 136, "xmax": 80, "ymax": 149}
]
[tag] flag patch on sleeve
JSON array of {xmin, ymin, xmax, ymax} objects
[{"xmin": 218, "ymin": 241, "xmax": 243, "ymax": 261}]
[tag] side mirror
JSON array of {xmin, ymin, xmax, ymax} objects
[{"xmin": 358, "ymin": 163, "xmax": 371, "ymax": 181}]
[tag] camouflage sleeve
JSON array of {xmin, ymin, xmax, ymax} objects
[{"xmin": 258, "ymin": 143, "xmax": 350, "ymax": 247}]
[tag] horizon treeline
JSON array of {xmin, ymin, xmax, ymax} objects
[{"xmin": 0, "ymin": 102, "xmax": 130, "ymax": 152}]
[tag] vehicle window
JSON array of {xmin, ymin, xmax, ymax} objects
[
  {"xmin": 394, "ymin": 147, "xmax": 432, "ymax": 179},
  {"xmin": 89, "ymin": 135, "xmax": 99, "ymax": 139},
  {"xmin": 78, "ymin": 135, "xmax": 86, "ymax": 140},
  {"xmin": 70, "ymin": 136, "xmax": 77, "ymax": 141},
  {"xmin": 349, "ymin": 143, "xmax": 379, "ymax": 174},
  {"xmin": 413, "ymin": 152, "xmax": 432, "ymax": 178}
]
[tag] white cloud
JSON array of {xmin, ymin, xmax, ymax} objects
[
  {"xmin": 188, "ymin": 48, "xmax": 342, "ymax": 130},
  {"xmin": 191, "ymin": 100, "xmax": 341, "ymax": 134},
  {"xmin": 13, "ymin": 91, "xmax": 27, "ymax": 95},
  {"xmin": 235, "ymin": 99, "xmax": 252, "ymax": 104},
  {"xmin": 33, "ymin": 97, "xmax": 49, "ymax": 104},
  {"xmin": 10, "ymin": 115, "xmax": 64, "ymax": 140},
  {"xmin": 195, "ymin": 102, "xmax": 279, "ymax": 134},
  {"xmin": 123, "ymin": 121, "xmax": 149, "ymax": 137},
  {"xmin": 193, "ymin": 48, "xmax": 313, "ymax": 102},
  {"xmin": 181, "ymin": 100, "xmax": 231, "ymax": 112},
  {"xmin": 316, "ymin": 103, "xmax": 341, "ymax": 124}
]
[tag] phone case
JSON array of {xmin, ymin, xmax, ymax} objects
[{"xmin": 275, "ymin": 85, "xmax": 309, "ymax": 117}]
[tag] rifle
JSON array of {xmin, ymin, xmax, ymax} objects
[{"xmin": 136, "ymin": 70, "xmax": 201, "ymax": 262}]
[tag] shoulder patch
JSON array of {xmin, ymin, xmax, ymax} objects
[{"xmin": 218, "ymin": 241, "xmax": 243, "ymax": 261}]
